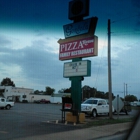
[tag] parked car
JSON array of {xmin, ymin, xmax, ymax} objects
[
  {"xmin": 34, "ymin": 100, "xmax": 40, "ymax": 103},
  {"xmin": 40, "ymin": 99, "xmax": 50, "ymax": 104},
  {"xmin": 34, "ymin": 99, "xmax": 50, "ymax": 104},
  {"xmin": 81, "ymin": 98, "xmax": 114, "ymax": 117},
  {"xmin": 0, "ymin": 97, "xmax": 14, "ymax": 110}
]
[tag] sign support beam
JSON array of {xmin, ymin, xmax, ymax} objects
[
  {"xmin": 58, "ymin": 0, "xmax": 98, "ymax": 123},
  {"xmin": 70, "ymin": 58, "xmax": 82, "ymax": 112},
  {"xmin": 108, "ymin": 19, "xmax": 113, "ymax": 119}
]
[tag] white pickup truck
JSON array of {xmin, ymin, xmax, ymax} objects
[
  {"xmin": 81, "ymin": 98, "xmax": 114, "ymax": 117},
  {"xmin": 0, "ymin": 97, "xmax": 14, "ymax": 110}
]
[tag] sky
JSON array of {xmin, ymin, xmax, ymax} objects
[{"xmin": 0, "ymin": 0, "xmax": 140, "ymax": 99}]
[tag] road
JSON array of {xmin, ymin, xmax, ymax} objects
[
  {"xmin": 94, "ymin": 133, "xmax": 127, "ymax": 140},
  {"xmin": 0, "ymin": 103, "xmax": 81, "ymax": 140},
  {"xmin": 0, "ymin": 103, "xmax": 138, "ymax": 140}
]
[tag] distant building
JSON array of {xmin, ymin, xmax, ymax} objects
[
  {"xmin": 0, "ymin": 86, "xmax": 34, "ymax": 102},
  {"xmin": 50, "ymin": 93, "xmax": 71, "ymax": 103},
  {"xmin": 130, "ymin": 101, "xmax": 140, "ymax": 106},
  {"xmin": 0, "ymin": 86, "xmax": 71, "ymax": 103}
]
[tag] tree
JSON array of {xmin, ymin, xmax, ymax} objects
[
  {"xmin": 1, "ymin": 78, "xmax": 15, "ymax": 87},
  {"xmin": 82, "ymin": 85, "xmax": 98, "ymax": 99},
  {"xmin": 58, "ymin": 88, "xmax": 66, "ymax": 93},
  {"xmin": 45, "ymin": 86, "xmax": 55, "ymax": 95},
  {"xmin": 34, "ymin": 90, "xmax": 40, "ymax": 94},
  {"xmin": 96, "ymin": 91, "xmax": 103, "ymax": 98},
  {"xmin": 104, "ymin": 92, "xmax": 115, "ymax": 100},
  {"xmin": 64, "ymin": 87, "xmax": 71, "ymax": 93},
  {"xmin": 125, "ymin": 94, "xmax": 138, "ymax": 102},
  {"xmin": 82, "ymin": 85, "xmax": 115, "ymax": 100}
]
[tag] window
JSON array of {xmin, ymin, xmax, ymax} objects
[
  {"xmin": 98, "ymin": 100, "xmax": 102, "ymax": 105},
  {"xmin": 1, "ymin": 99, "xmax": 5, "ymax": 102},
  {"xmin": 101, "ymin": 100, "xmax": 106, "ymax": 105},
  {"xmin": 83, "ymin": 99, "xmax": 98, "ymax": 104}
]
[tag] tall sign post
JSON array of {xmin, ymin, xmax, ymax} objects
[
  {"xmin": 58, "ymin": 0, "xmax": 98, "ymax": 117},
  {"xmin": 108, "ymin": 19, "xmax": 113, "ymax": 119}
]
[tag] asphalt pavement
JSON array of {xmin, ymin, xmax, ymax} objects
[
  {"xmin": 0, "ymin": 103, "xmax": 139, "ymax": 140},
  {"xmin": 13, "ymin": 122, "xmax": 132, "ymax": 140}
]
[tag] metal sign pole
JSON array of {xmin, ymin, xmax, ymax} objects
[
  {"xmin": 58, "ymin": 0, "xmax": 98, "ymax": 123},
  {"xmin": 117, "ymin": 95, "xmax": 119, "ymax": 119},
  {"xmin": 108, "ymin": 19, "xmax": 113, "ymax": 119}
]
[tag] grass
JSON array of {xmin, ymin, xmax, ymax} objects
[{"xmin": 83, "ymin": 117, "xmax": 134, "ymax": 128}]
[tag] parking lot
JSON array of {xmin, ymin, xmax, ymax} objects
[
  {"xmin": 0, "ymin": 103, "xmax": 82, "ymax": 140},
  {"xmin": 0, "ymin": 103, "xmax": 138, "ymax": 140}
]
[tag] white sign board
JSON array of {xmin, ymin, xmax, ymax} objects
[{"xmin": 63, "ymin": 60, "xmax": 91, "ymax": 77}]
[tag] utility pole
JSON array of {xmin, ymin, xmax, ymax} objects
[
  {"xmin": 108, "ymin": 19, "xmax": 113, "ymax": 119},
  {"xmin": 124, "ymin": 83, "xmax": 125, "ymax": 101},
  {"xmin": 126, "ymin": 83, "xmax": 127, "ymax": 96}
]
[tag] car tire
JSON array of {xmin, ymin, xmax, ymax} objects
[
  {"xmin": 92, "ymin": 109, "xmax": 97, "ymax": 117},
  {"xmin": 6, "ymin": 105, "xmax": 11, "ymax": 110}
]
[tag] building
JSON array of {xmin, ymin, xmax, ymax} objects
[
  {"xmin": 50, "ymin": 93, "xmax": 71, "ymax": 103},
  {"xmin": 0, "ymin": 86, "xmax": 52, "ymax": 103},
  {"xmin": 0, "ymin": 86, "xmax": 71, "ymax": 103},
  {"xmin": 0, "ymin": 86, "xmax": 34, "ymax": 102}
]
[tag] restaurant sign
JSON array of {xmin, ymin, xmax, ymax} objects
[
  {"xmin": 63, "ymin": 17, "xmax": 98, "ymax": 38},
  {"xmin": 59, "ymin": 36, "xmax": 98, "ymax": 61}
]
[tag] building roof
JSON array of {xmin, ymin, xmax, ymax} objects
[{"xmin": 52, "ymin": 93, "xmax": 71, "ymax": 97}]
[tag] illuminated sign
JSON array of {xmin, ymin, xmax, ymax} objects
[
  {"xmin": 63, "ymin": 60, "xmax": 91, "ymax": 77},
  {"xmin": 63, "ymin": 18, "xmax": 91, "ymax": 38},
  {"xmin": 59, "ymin": 36, "xmax": 98, "ymax": 61},
  {"xmin": 63, "ymin": 17, "xmax": 98, "ymax": 38}
]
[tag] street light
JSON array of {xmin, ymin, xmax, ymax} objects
[
  {"xmin": 126, "ymin": 84, "xmax": 131, "ymax": 96},
  {"xmin": 124, "ymin": 83, "xmax": 131, "ymax": 100},
  {"xmin": 124, "ymin": 83, "xmax": 125, "ymax": 101}
]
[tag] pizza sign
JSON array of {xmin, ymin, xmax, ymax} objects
[{"xmin": 59, "ymin": 36, "xmax": 98, "ymax": 60}]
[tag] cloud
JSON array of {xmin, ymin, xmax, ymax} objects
[
  {"xmin": 0, "ymin": 35, "xmax": 11, "ymax": 46},
  {"xmin": 0, "ymin": 0, "xmax": 139, "ymax": 98},
  {"xmin": 0, "ymin": 37, "xmax": 64, "ymax": 89}
]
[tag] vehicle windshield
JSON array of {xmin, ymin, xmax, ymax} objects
[{"xmin": 82, "ymin": 99, "xmax": 98, "ymax": 104}]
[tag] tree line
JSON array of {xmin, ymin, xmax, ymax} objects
[
  {"xmin": 58, "ymin": 85, "xmax": 115, "ymax": 100},
  {"xmin": 0, "ymin": 77, "xmax": 138, "ymax": 102}
]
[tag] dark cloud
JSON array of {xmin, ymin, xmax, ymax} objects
[
  {"xmin": 0, "ymin": 0, "xmax": 69, "ymax": 28},
  {"xmin": 131, "ymin": 0, "xmax": 140, "ymax": 8}
]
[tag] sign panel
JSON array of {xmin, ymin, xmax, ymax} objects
[
  {"xmin": 63, "ymin": 18, "xmax": 91, "ymax": 38},
  {"xmin": 63, "ymin": 60, "xmax": 91, "ymax": 77},
  {"xmin": 63, "ymin": 17, "xmax": 98, "ymax": 38},
  {"xmin": 59, "ymin": 36, "xmax": 98, "ymax": 61}
]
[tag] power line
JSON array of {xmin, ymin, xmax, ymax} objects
[
  {"xmin": 111, "ymin": 14, "xmax": 140, "ymax": 23},
  {"xmin": 94, "ymin": 35, "xmax": 107, "ymax": 89},
  {"xmin": 112, "ymin": 32, "xmax": 140, "ymax": 36}
]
